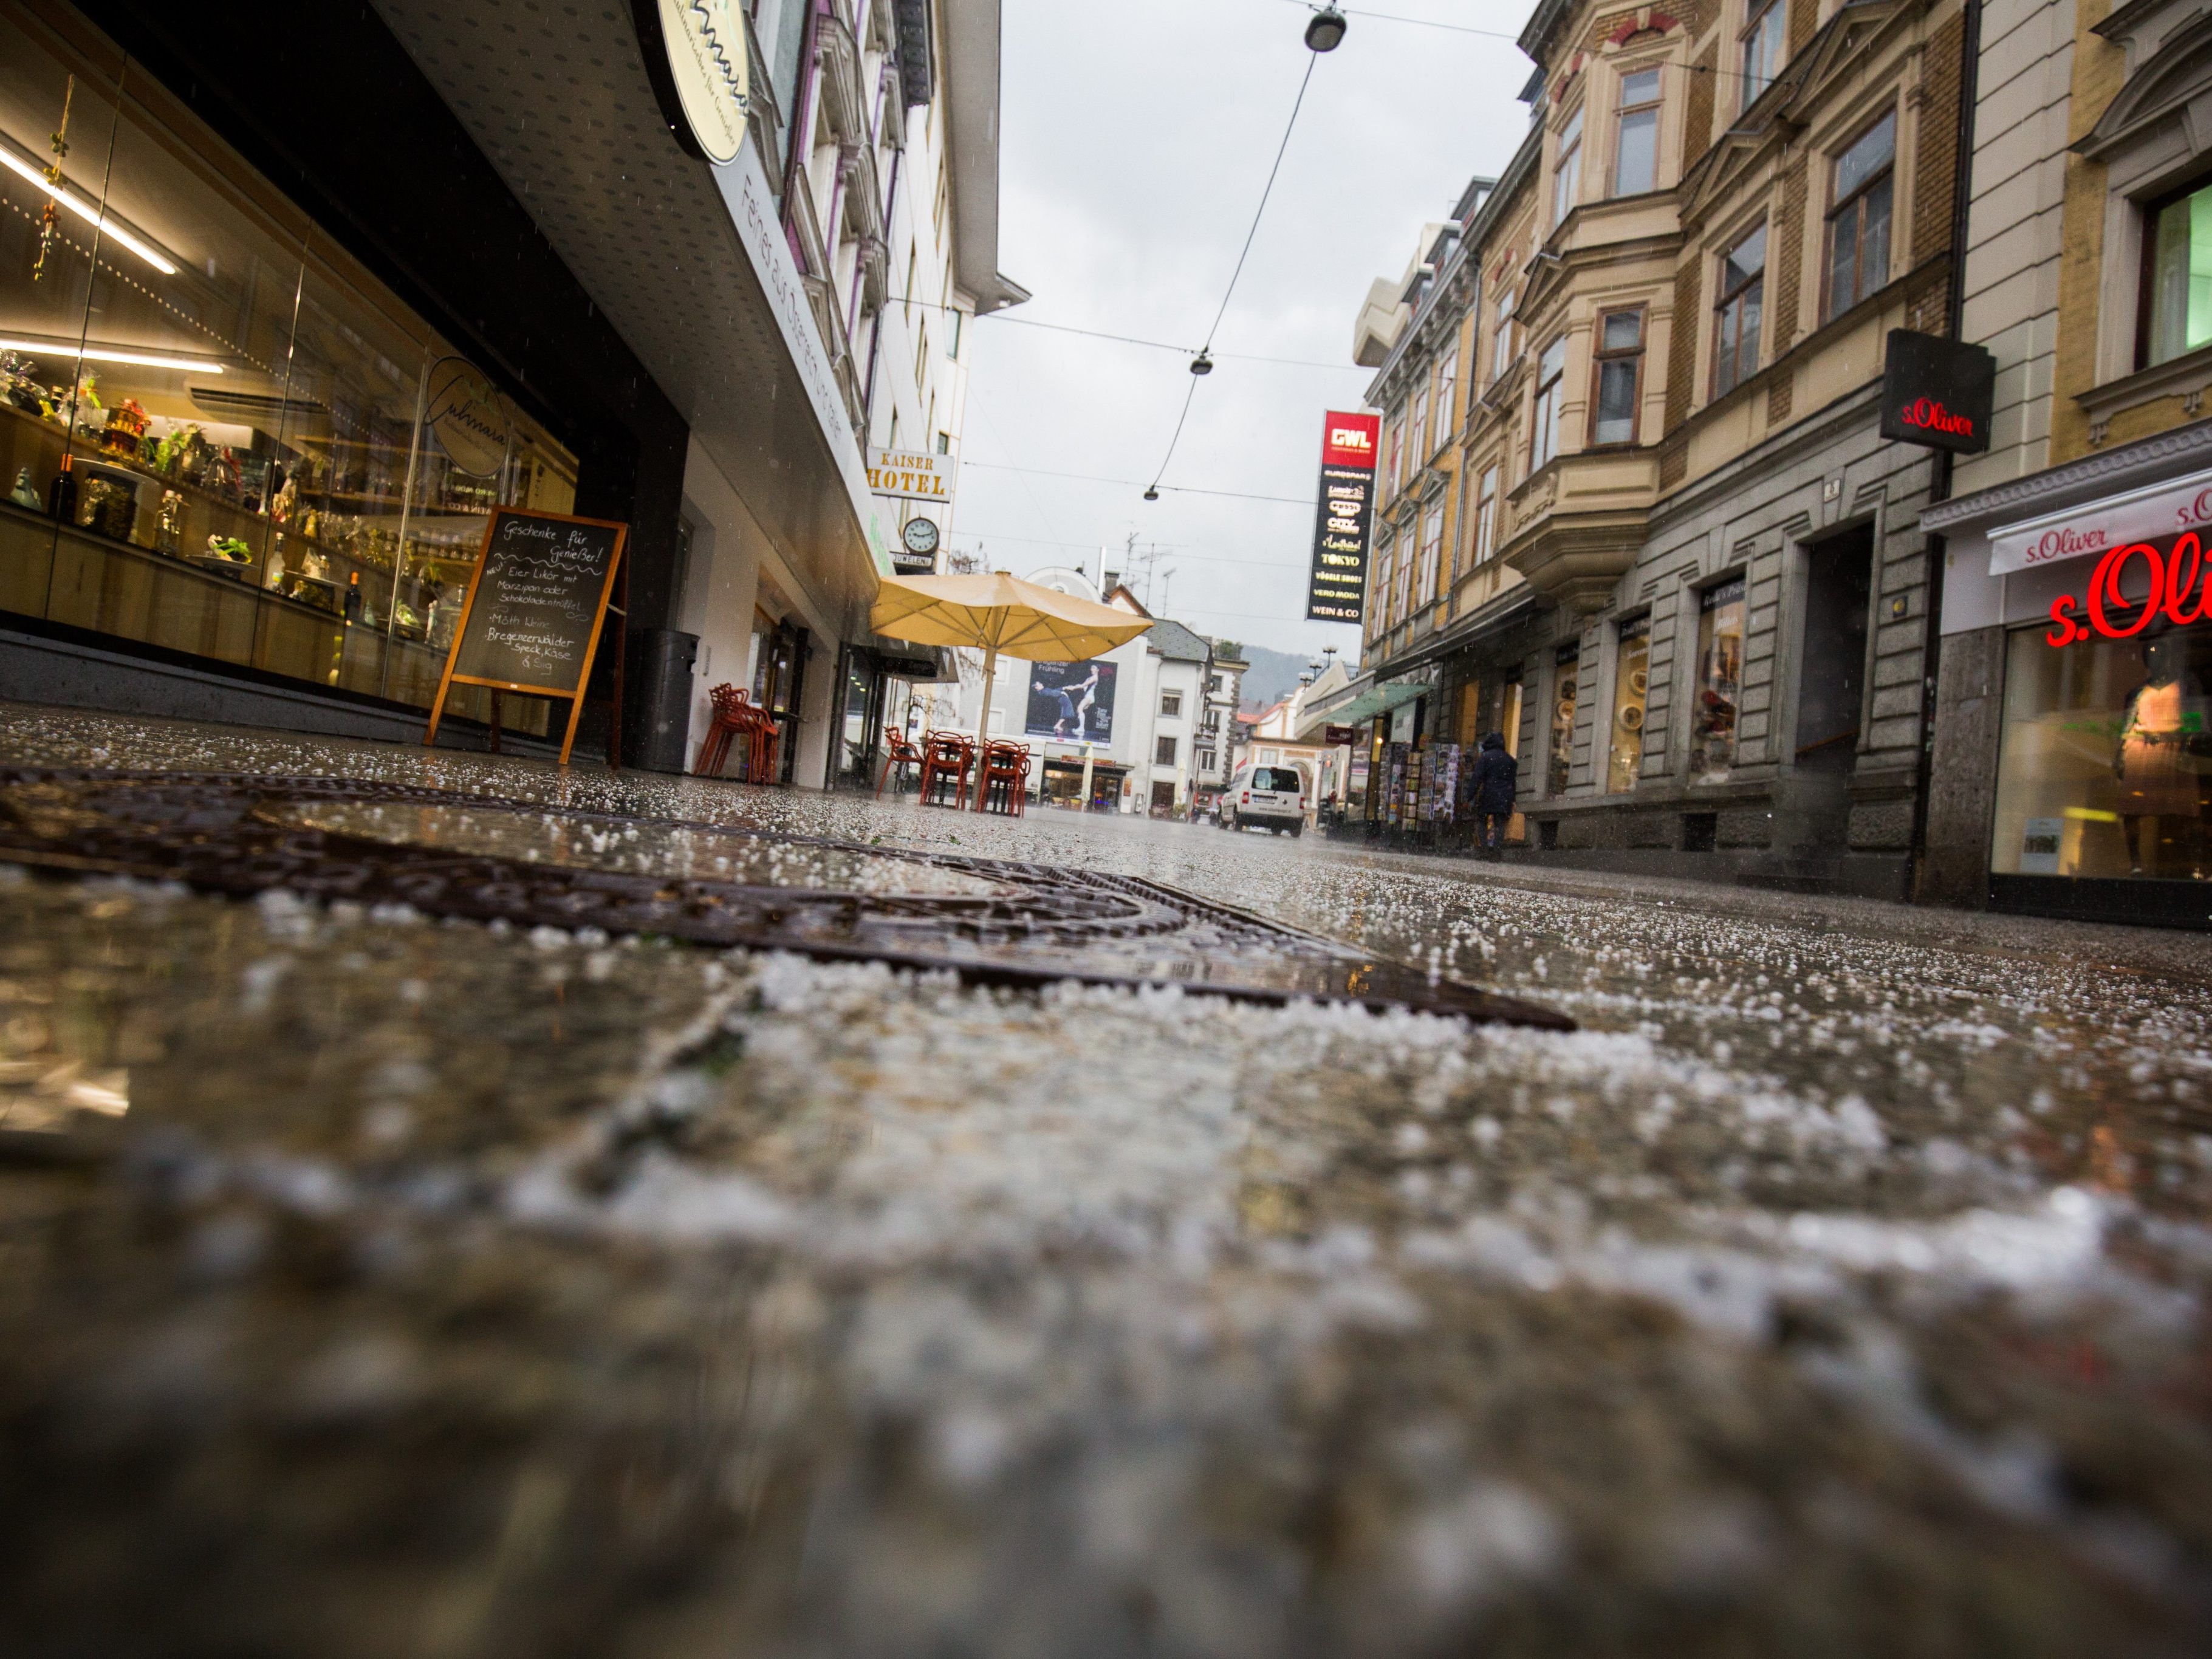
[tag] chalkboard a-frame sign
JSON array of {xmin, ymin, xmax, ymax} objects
[{"xmin": 422, "ymin": 507, "xmax": 630, "ymax": 767}]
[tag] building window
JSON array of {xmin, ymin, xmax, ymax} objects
[
  {"xmin": 947, "ymin": 309, "xmax": 963, "ymax": 358},
  {"xmin": 1395, "ymin": 521, "xmax": 1417, "ymax": 615},
  {"xmin": 1196, "ymin": 747, "xmax": 1216, "ymax": 772},
  {"xmin": 1826, "ymin": 111, "xmax": 1895, "ymax": 320},
  {"xmin": 1408, "ymin": 375, "xmax": 1430, "ymax": 466},
  {"xmin": 1741, "ymin": 0, "xmax": 1786, "ymax": 111},
  {"xmin": 1386, "ymin": 414, "xmax": 1405, "ymax": 496},
  {"xmin": 1156, "ymin": 735, "xmax": 1178, "ymax": 765},
  {"xmin": 1608, "ymin": 615, "xmax": 1650, "ymax": 793},
  {"xmin": 935, "ymin": 431, "xmax": 951, "ymax": 454},
  {"xmin": 1530, "ymin": 336, "xmax": 1567, "ymax": 471},
  {"xmin": 1613, "ymin": 69, "xmax": 1662, "ymax": 196},
  {"xmin": 1492, "ymin": 287, "xmax": 1518, "ymax": 381},
  {"xmin": 1160, "ymin": 690, "xmax": 1182, "ymax": 717},
  {"xmin": 1549, "ymin": 646, "xmax": 1579, "ymax": 795},
  {"xmin": 1473, "ymin": 465, "xmax": 1499, "ymax": 564},
  {"xmin": 1434, "ymin": 348, "xmax": 1459, "ymax": 445},
  {"xmin": 1553, "ymin": 104, "xmax": 1584, "ymax": 227},
  {"xmin": 2144, "ymin": 178, "xmax": 2212, "ymax": 366},
  {"xmin": 1374, "ymin": 532, "xmax": 1395, "ymax": 624},
  {"xmin": 1689, "ymin": 578, "xmax": 1747, "ymax": 784},
  {"xmin": 1591, "ymin": 310, "xmax": 1645, "ymax": 444},
  {"xmin": 1418, "ymin": 501, "xmax": 1444, "ymax": 603},
  {"xmin": 1714, "ymin": 223, "xmax": 1767, "ymax": 397}
]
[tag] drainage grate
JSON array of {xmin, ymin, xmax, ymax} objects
[{"xmin": 0, "ymin": 769, "xmax": 1572, "ymax": 1030}]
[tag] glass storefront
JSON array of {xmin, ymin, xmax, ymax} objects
[
  {"xmin": 1, "ymin": 4, "xmax": 575, "ymax": 733},
  {"xmin": 1993, "ymin": 621, "xmax": 2212, "ymax": 883},
  {"xmin": 1688, "ymin": 576, "xmax": 1745, "ymax": 784},
  {"xmin": 1607, "ymin": 614, "xmax": 1648, "ymax": 793},
  {"xmin": 1548, "ymin": 645, "xmax": 1577, "ymax": 795}
]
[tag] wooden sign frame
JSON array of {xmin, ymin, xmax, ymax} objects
[{"xmin": 422, "ymin": 506, "xmax": 631, "ymax": 768}]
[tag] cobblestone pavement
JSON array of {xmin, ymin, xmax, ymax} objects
[{"xmin": 2, "ymin": 702, "xmax": 2211, "ymax": 1657}]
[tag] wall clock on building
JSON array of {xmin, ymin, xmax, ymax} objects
[{"xmin": 902, "ymin": 518, "xmax": 940, "ymax": 558}]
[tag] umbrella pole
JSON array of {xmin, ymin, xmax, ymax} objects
[{"xmin": 974, "ymin": 644, "xmax": 998, "ymax": 812}]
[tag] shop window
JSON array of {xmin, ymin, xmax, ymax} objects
[
  {"xmin": 1608, "ymin": 615, "xmax": 1650, "ymax": 793},
  {"xmin": 0, "ymin": 15, "xmax": 573, "ymax": 733},
  {"xmin": 1553, "ymin": 104, "xmax": 1584, "ymax": 227},
  {"xmin": 1434, "ymin": 348, "xmax": 1458, "ymax": 445},
  {"xmin": 1156, "ymin": 734, "xmax": 1177, "ymax": 765},
  {"xmin": 1491, "ymin": 287, "xmax": 1517, "ymax": 381},
  {"xmin": 1714, "ymin": 222, "xmax": 1766, "ymax": 397},
  {"xmin": 1613, "ymin": 69, "xmax": 1662, "ymax": 197},
  {"xmin": 1826, "ymin": 112, "xmax": 1895, "ymax": 321},
  {"xmin": 1592, "ymin": 310, "xmax": 1645, "ymax": 445},
  {"xmin": 1741, "ymin": 0, "xmax": 1786, "ymax": 111},
  {"xmin": 1160, "ymin": 689, "xmax": 1181, "ymax": 717},
  {"xmin": 1457, "ymin": 677, "xmax": 1484, "ymax": 747},
  {"xmin": 2143, "ymin": 177, "xmax": 2212, "ymax": 368},
  {"xmin": 1549, "ymin": 646, "xmax": 1579, "ymax": 795},
  {"xmin": 1530, "ymin": 337, "xmax": 1567, "ymax": 471},
  {"xmin": 1417, "ymin": 499, "xmax": 1443, "ymax": 604},
  {"xmin": 1994, "ymin": 625, "xmax": 2212, "ymax": 882},
  {"xmin": 1689, "ymin": 578, "xmax": 1747, "ymax": 784}
]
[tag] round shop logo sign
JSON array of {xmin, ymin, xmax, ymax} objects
[
  {"xmin": 902, "ymin": 517, "xmax": 940, "ymax": 556},
  {"xmin": 423, "ymin": 357, "xmax": 511, "ymax": 479},
  {"xmin": 658, "ymin": 0, "xmax": 750, "ymax": 165}
]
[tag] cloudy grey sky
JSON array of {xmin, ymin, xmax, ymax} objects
[{"xmin": 946, "ymin": 0, "xmax": 1535, "ymax": 661}]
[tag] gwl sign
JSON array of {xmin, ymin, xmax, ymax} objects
[
  {"xmin": 2045, "ymin": 532, "xmax": 2212, "ymax": 646},
  {"xmin": 1878, "ymin": 330, "xmax": 1994, "ymax": 455}
]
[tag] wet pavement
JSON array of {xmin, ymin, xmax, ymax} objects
[{"xmin": 2, "ymin": 700, "xmax": 2211, "ymax": 1656}]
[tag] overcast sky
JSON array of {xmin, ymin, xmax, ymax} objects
[{"xmin": 947, "ymin": 0, "xmax": 1535, "ymax": 663}]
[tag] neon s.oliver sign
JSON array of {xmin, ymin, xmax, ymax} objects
[
  {"xmin": 1878, "ymin": 330, "xmax": 1995, "ymax": 455},
  {"xmin": 2044, "ymin": 531, "xmax": 2212, "ymax": 646}
]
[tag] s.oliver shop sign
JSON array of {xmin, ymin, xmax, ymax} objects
[{"xmin": 1988, "ymin": 466, "xmax": 2212, "ymax": 576}]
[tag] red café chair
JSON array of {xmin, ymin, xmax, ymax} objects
[
  {"xmin": 877, "ymin": 728, "xmax": 925, "ymax": 796},
  {"xmin": 978, "ymin": 741, "xmax": 1032, "ymax": 816},
  {"xmin": 917, "ymin": 731, "xmax": 974, "ymax": 808},
  {"xmin": 695, "ymin": 683, "xmax": 752, "ymax": 778},
  {"xmin": 696, "ymin": 685, "xmax": 780, "ymax": 782}
]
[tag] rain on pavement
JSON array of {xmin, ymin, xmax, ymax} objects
[{"xmin": 3, "ymin": 702, "xmax": 2211, "ymax": 1655}]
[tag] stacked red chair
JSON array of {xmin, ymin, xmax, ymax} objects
[{"xmin": 917, "ymin": 731, "xmax": 974, "ymax": 808}]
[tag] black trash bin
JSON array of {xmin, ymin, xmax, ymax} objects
[{"xmin": 626, "ymin": 628, "xmax": 699, "ymax": 774}]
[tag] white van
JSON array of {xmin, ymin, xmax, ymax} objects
[{"xmin": 1219, "ymin": 764, "xmax": 1307, "ymax": 835}]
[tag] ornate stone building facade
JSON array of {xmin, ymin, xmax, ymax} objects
[{"xmin": 1355, "ymin": 0, "xmax": 1972, "ymax": 896}]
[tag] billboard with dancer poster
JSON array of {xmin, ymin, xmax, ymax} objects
[{"xmin": 1026, "ymin": 660, "xmax": 1118, "ymax": 743}]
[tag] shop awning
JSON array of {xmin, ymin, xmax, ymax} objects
[{"xmin": 1320, "ymin": 680, "xmax": 1427, "ymax": 730}]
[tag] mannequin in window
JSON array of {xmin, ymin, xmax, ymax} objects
[{"xmin": 2116, "ymin": 635, "xmax": 2210, "ymax": 877}]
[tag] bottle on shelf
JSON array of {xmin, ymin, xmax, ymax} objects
[
  {"xmin": 343, "ymin": 570, "xmax": 363, "ymax": 623},
  {"xmin": 45, "ymin": 453, "xmax": 75, "ymax": 521}
]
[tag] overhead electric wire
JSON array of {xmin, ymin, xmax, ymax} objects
[
  {"xmin": 881, "ymin": 296, "xmax": 1363, "ymax": 370},
  {"xmin": 1145, "ymin": 47, "xmax": 1323, "ymax": 496},
  {"xmin": 961, "ymin": 459, "xmax": 1313, "ymax": 505}
]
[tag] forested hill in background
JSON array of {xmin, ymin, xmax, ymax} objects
[{"xmin": 1230, "ymin": 644, "xmax": 1322, "ymax": 714}]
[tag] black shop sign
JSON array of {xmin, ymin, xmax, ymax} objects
[{"xmin": 1878, "ymin": 329, "xmax": 1995, "ymax": 454}]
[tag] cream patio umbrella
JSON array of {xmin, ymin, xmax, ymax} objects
[{"xmin": 869, "ymin": 570, "xmax": 1154, "ymax": 809}]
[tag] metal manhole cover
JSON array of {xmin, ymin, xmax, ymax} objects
[{"xmin": 0, "ymin": 770, "xmax": 1572, "ymax": 1030}]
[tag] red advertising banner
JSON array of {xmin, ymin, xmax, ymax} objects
[{"xmin": 1308, "ymin": 410, "xmax": 1381, "ymax": 624}]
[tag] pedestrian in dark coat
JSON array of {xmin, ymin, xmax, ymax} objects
[{"xmin": 1471, "ymin": 731, "xmax": 1518, "ymax": 851}]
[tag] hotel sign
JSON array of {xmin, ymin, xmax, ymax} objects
[
  {"xmin": 1878, "ymin": 330, "xmax": 1994, "ymax": 455},
  {"xmin": 867, "ymin": 446, "xmax": 955, "ymax": 504},
  {"xmin": 1306, "ymin": 410, "xmax": 1380, "ymax": 624}
]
